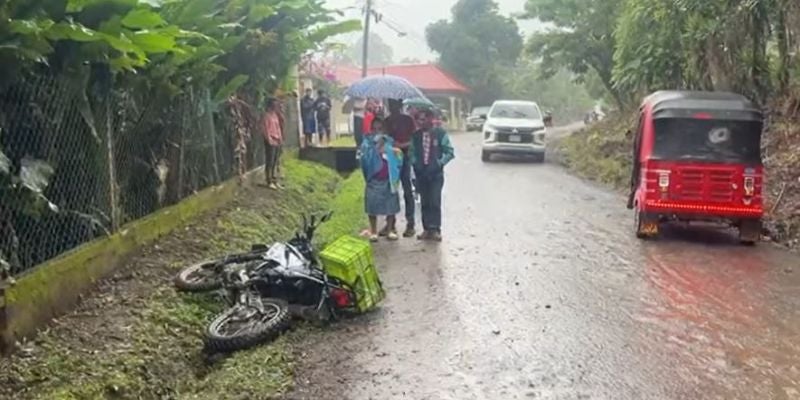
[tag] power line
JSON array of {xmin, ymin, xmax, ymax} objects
[{"xmin": 361, "ymin": 0, "xmax": 372, "ymax": 77}]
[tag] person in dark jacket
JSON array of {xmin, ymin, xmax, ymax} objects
[
  {"xmin": 300, "ymin": 88, "xmax": 316, "ymax": 147},
  {"xmin": 385, "ymin": 98, "xmax": 417, "ymax": 237},
  {"xmin": 408, "ymin": 109, "xmax": 455, "ymax": 241},
  {"xmin": 314, "ymin": 89, "xmax": 332, "ymax": 146}
]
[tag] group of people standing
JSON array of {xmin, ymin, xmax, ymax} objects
[
  {"xmin": 360, "ymin": 99, "xmax": 455, "ymax": 242},
  {"xmin": 300, "ymin": 88, "xmax": 333, "ymax": 147},
  {"xmin": 260, "ymin": 91, "xmax": 456, "ymax": 242}
]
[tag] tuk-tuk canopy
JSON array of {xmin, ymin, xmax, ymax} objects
[{"xmin": 642, "ymin": 91, "xmax": 762, "ymax": 121}]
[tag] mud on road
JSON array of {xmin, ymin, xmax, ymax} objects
[{"xmin": 283, "ymin": 131, "xmax": 800, "ymax": 400}]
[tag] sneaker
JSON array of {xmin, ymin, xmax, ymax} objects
[
  {"xmin": 430, "ymin": 231, "xmax": 442, "ymax": 242},
  {"xmin": 403, "ymin": 226, "xmax": 416, "ymax": 238},
  {"xmin": 268, "ymin": 183, "xmax": 278, "ymax": 190},
  {"xmin": 387, "ymin": 231, "xmax": 399, "ymax": 241},
  {"xmin": 369, "ymin": 234, "xmax": 379, "ymax": 242},
  {"xmin": 417, "ymin": 231, "xmax": 433, "ymax": 241},
  {"xmin": 378, "ymin": 225, "xmax": 391, "ymax": 237},
  {"xmin": 276, "ymin": 183, "xmax": 285, "ymax": 189}
]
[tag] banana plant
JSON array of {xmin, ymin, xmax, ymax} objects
[{"xmin": 0, "ymin": 147, "xmax": 57, "ymax": 281}]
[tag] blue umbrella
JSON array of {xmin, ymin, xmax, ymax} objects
[
  {"xmin": 404, "ymin": 96, "xmax": 435, "ymax": 109},
  {"xmin": 345, "ymin": 74, "xmax": 425, "ymax": 100}
]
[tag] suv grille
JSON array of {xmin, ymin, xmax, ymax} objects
[
  {"xmin": 497, "ymin": 132, "xmax": 534, "ymax": 143},
  {"xmin": 496, "ymin": 127, "xmax": 537, "ymax": 135}
]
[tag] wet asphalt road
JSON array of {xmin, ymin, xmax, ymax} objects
[{"xmin": 285, "ymin": 129, "xmax": 800, "ymax": 400}]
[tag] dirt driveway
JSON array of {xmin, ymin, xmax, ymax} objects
[{"xmin": 283, "ymin": 131, "xmax": 800, "ymax": 400}]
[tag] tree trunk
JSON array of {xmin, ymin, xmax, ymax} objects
[
  {"xmin": 776, "ymin": 6, "xmax": 790, "ymax": 94},
  {"xmin": 594, "ymin": 66, "xmax": 626, "ymax": 111},
  {"xmin": 705, "ymin": 35, "xmax": 732, "ymax": 92},
  {"xmin": 750, "ymin": 4, "xmax": 769, "ymax": 105}
]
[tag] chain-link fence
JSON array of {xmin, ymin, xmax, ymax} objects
[{"xmin": 0, "ymin": 71, "xmax": 296, "ymax": 277}]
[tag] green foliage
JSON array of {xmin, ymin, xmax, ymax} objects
[
  {"xmin": 316, "ymin": 171, "xmax": 367, "ymax": 245},
  {"xmin": 0, "ymin": 153, "xmax": 56, "ymax": 277},
  {"xmin": 426, "ymin": 0, "xmax": 523, "ymax": 105},
  {"xmin": 501, "ymin": 57, "xmax": 595, "ymax": 121},
  {"xmin": 525, "ymin": 0, "xmax": 800, "ymax": 107},
  {"xmin": 558, "ymin": 112, "xmax": 635, "ymax": 189},
  {"xmin": 524, "ymin": 0, "xmax": 626, "ymax": 108},
  {"xmin": 213, "ymin": 74, "xmax": 250, "ymax": 104},
  {"xmin": 610, "ymin": 0, "xmax": 789, "ymax": 103},
  {"xmin": 0, "ymin": 0, "xmax": 360, "ymax": 101},
  {"xmin": 0, "ymin": 0, "xmax": 360, "ymax": 277}
]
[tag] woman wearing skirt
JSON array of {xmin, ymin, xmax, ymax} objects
[{"xmin": 360, "ymin": 118, "xmax": 403, "ymax": 242}]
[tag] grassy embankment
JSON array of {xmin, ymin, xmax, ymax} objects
[
  {"xmin": 0, "ymin": 157, "xmax": 366, "ymax": 400},
  {"xmin": 328, "ymin": 135, "xmax": 357, "ymax": 148},
  {"xmin": 556, "ymin": 113, "xmax": 636, "ymax": 191}
]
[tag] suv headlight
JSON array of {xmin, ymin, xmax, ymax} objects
[
  {"xmin": 483, "ymin": 124, "xmax": 498, "ymax": 141},
  {"xmin": 534, "ymin": 128, "xmax": 546, "ymax": 143}
]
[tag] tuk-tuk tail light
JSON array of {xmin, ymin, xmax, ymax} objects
[
  {"xmin": 658, "ymin": 172, "xmax": 670, "ymax": 192},
  {"xmin": 644, "ymin": 200, "xmax": 763, "ymax": 215},
  {"xmin": 744, "ymin": 177, "xmax": 755, "ymax": 196}
]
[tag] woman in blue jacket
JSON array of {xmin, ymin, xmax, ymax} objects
[{"xmin": 360, "ymin": 118, "xmax": 404, "ymax": 242}]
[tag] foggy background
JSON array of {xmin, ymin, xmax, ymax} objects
[{"xmin": 324, "ymin": 0, "xmax": 544, "ymax": 63}]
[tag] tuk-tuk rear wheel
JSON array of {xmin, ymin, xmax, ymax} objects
[
  {"xmin": 634, "ymin": 211, "xmax": 657, "ymax": 239},
  {"xmin": 738, "ymin": 219, "xmax": 762, "ymax": 246}
]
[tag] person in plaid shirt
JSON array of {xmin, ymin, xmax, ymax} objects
[{"xmin": 408, "ymin": 109, "xmax": 455, "ymax": 241}]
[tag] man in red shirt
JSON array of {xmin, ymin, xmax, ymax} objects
[{"xmin": 384, "ymin": 98, "xmax": 417, "ymax": 237}]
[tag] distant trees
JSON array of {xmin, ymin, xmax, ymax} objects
[
  {"xmin": 426, "ymin": 0, "xmax": 523, "ymax": 105},
  {"xmin": 347, "ymin": 32, "xmax": 394, "ymax": 68},
  {"xmin": 524, "ymin": 0, "xmax": 800, "ymax": 107}
]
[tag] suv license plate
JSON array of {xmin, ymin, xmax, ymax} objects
[{"xmin": 509, "ymin": 135, "xmax": 521, "ymax": 142}]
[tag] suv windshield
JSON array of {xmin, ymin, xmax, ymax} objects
[
  {"xmin": 471, "ymin": 107, "xmax": 490, "ymax": 117},
  {"xmin": 653, "ymin": 118, "xmax": 762, "ymax": 164},
  {"xmin": 490, "ymin": 103, "xmax": 541, "ymax": 119}
]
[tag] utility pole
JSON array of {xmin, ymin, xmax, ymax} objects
[{"xmin": 361, "ymin": 0, "xmax": 371, "ymax": 77}]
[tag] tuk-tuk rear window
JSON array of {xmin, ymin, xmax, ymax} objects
[{"xmin": 653, "ymin": 118, "xmax": 762, "ymax": 164}]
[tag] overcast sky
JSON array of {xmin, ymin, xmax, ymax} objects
[{"xmin": 324, "ymin": 0, "xmax": 543, "ymax": 63}]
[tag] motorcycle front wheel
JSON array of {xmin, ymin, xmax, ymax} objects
[{"xmin": 205, "ymin": 297, "xmax": 291, "ymax": 352}]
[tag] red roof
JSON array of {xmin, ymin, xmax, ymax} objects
[{"xmin": 334, "ymin": 64, "xmax": 470, "ymax": 94}]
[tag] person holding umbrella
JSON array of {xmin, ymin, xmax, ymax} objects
[
  {"xmin": 343, "ymin": 74, "xmax": 431, "ymax": 237},
  {"xmin": 384, "ymin": 98, "xmax": 417, "ymax": 237}
]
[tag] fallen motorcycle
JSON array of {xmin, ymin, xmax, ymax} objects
[
  {"xmin": 174, "ymin": 213, "xmax": 334, "ymax": 294},
  {"xmin": 175, "ymin": 212, "xmax": 381, "ymax": 352}
]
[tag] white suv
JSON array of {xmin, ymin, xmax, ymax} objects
[{"xmin": 481, "ymin": 100, "xmax": 547, "ymax": 162}]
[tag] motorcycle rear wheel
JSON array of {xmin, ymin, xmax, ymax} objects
[
  {"xmin": 174, "ymin": 252, "xmax": 262, "ymax": 292},
  {"xmin": 174, "ymin": 260, "xmax": 225, "ymax": 292},
  {"xmin": 205, "ymin": 297, "xmax": 291, "ymax": 352}
]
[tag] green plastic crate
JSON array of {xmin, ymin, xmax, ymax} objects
[{"xmin": 320, "ymin": 236, "xmax": 385, "ymax": 313}]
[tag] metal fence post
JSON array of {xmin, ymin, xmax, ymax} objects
[
  {"xmin": 204, "ymin": 89, "xmax": 221, "ymax": 184},
  {"xmin": 105, "ymin": 94, "xmax": 120, "ymax": 231}
]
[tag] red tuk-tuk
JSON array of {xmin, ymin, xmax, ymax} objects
[{"xmin": 627, "ymin": 91, "xmax": 764, "ymax": 244}]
